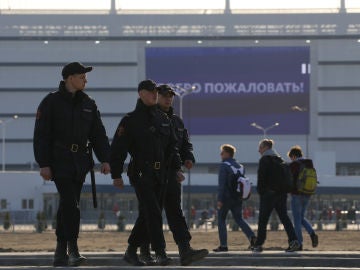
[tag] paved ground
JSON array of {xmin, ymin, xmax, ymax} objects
[
  {"xmin": 1, "ymin": 230, "xmax": 360, "ymax": 269},
  {"xmin": 1, "ymin": 251, "xmax": 360, "ymax": 270},
  {"xmin": 1, "ymin": 230, "xmax": 360, "ymax": 252}
]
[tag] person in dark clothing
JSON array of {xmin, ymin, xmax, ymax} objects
[
  {"xmin": 213, "ymin": 144, "xmax": 256, "ymax": 252},
  {"xmin": 110, "ymin": 80, "xmax": 182, "ymax": 266},
  {"xmin": 33, "ymin": 62, "xmax": 111, "ymax": 267},
  {"xmin": 288, "ymin": 145, "xmax": 319, "ymax": 250},
  {"xmin": 139, "ymin": 84, "xmax": 208, "ymax": 266},
  {"xmin": 252, "ymin": 139, "xmax": 300, "ymax": 252}
]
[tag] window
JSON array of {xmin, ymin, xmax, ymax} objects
[
  {"xmin": 0, "ymin": 199, "xmax": 7, "ymax": 209},
  {"xmin": 21, "ymin": 199, "xmax": 35, "ymax": 209},
  {"xmin": 28, "ymin": 199, "xmax": 34, "ymax": 209},
  {"xmin": 22, "ymin": 199, "xmax": 27, "ymax": 209}
]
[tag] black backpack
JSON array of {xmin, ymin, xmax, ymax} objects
[{"xmin": 268, "ymin": 156, "xmax": 294, "ymax": 193}]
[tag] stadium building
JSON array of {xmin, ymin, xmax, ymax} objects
[{"xmin": 0, "ymin": 0, "xmax": 359, "ymax": 226}]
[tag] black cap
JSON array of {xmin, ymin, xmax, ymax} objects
[
  {"xmin": 157, "ymin": 84, "xmax": 177, "ymax": 96},
  {"xmin": 62, "ymin": 62, "xmax": 93, "ymax": 79},
  {"xmin": 138, "ymin": 79, "xmax": 157, "ymax": 92}
]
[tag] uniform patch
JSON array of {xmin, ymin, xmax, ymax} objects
[
  {"xmin": 36, "ymin": 110, "xmax": 41, "ymax": 120},
  {"xmin": 83, "ymin": 108, "xmax": 92, "ymax": 113},
  {"xmin": 117, "ymin": 126, "xmax": 125, "ymax": 136}
]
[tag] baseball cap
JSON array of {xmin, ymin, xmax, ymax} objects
[
  {"xmin": 138, "ymin": 79, "xmax": 157, "ymax": 92},
  {"xmin": 157, "ymin": 84, "xmax": 177, "ymax": 96},
  {"xmin": 62, "ymin": 62, "xmax": 93, "ymax": 79}
]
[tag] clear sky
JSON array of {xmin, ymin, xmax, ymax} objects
[{"xmin": 1, "ymin": 0, "xmax": 358, "ymax": 10}]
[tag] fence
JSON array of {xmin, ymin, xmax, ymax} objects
[
  {"xmin": 1, "ymin": 216, "xmax": 359, "ymax": 233},
  {"xmin": 1, "ymin": 205, "xmax": 359, "ymax": 232}
]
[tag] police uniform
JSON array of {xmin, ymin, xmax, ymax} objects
[
  {"xmin": 163, "ymin": 106, "xmax": 194, "ymax": 245},
  {"xmin": 33, "ymin": 62, "xmax": 110, "ymax": 266},
  {"xmin": 110, "ymin": 82, "xmax": 181, "ymax": 265},
  {"xmin": 155, "ymin": 85, "xmax": 209, "ymax": 266}
]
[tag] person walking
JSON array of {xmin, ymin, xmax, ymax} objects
[
  {"xmin": 213, "ymin": 144, "xmax": 256, "ymax": 252},
  {"xmin": 139, "ymin": 84, "xmax": 208, "ymax": 266},
  {"xmin": 252, "ymin": 139, "xmax": 300, "ymax": 252},
  {"xmin": 33, "ymin": 62, "xmax": 111, "ymax": 267},
  {"xmin": 288, "ymin": 145, "xmax": 319, "ymax": 250},
  {"xmin": 110, "ymin": 80, "xmax": 182, "ymax": 266}
]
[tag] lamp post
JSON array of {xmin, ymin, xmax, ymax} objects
[
  {"xmin": 0, "ymin": 115, "xmax": 18, "ymax": 172},
  {"xmin": 174, "ymin": 85, "xmax": 196, "ymax": 121},
  {"xmin": 250, "ymin": 122, "xmax": 279, "ymax": 138},
  {"xmin": 173, "ymin": 85, "xmax": 195, "ymax": 221},
  {"xmin": 291, "ymin": 105, "xmax": 309, "ymax": 156}
]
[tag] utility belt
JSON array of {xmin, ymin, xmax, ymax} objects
[
  {"xmin": 54, "ymin": 141, "xmax": 89, "ymax": 153},
  {"xmin": 144, "ymin": 161, "xmax": 162, "ymax": 170},
  {"xmin": 127, "ymin": 159, "xmax": 162, "ymax": 181}
]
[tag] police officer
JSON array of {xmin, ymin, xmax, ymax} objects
[
  {"xmin": 139, "ymin": 84, "xmax": 208, "ymax": 266},
  {"xmin": 33, "ymin": 62, "xmax": 111, "ymax": 267},
  {"xmin": 110, "ymin": 80, "xmax": 182, "ymax": 266}
]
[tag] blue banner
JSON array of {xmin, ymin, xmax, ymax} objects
[{"xmin": 146, "ymin": 47, "xmax": 310, "ymax": 135}]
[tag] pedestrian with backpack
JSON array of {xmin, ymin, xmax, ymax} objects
[
  {"xmin": 288, "ymin": 145, "xmax": 319, "ymax": 250},
  {"xmin": 252, "ymin": 139, "xmax": 300, "ymax": 252},
  {"xmin": 213, "ymin": 144, "xmax": 256, "ymax": 252}
]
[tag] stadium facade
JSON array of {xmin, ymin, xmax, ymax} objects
[{"xmin": 0, "ymin": 5, "xmax": 359, "ymax": 222}]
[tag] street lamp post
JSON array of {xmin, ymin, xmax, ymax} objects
[
  {"xmin": 250, "ymin": 122, "xmax": 279, "ymax": 138},
  {"xmin": 0, "ymin": 115, "xmax": 18, "ymax": 172},
  {"xmin": 291, "ymin": 105, "xmax": 309, "ymax": 156},
  {"xmin": 175, "ymin": 85, "xmax": 196, "ymax": 121},
  {"xmin": 173, "ymin": 85, "xmax": 195, "ymax": 222}
]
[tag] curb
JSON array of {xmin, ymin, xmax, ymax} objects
[{"xmin": 0, "ymin": 251, "xmax": 360, "ymax": 267}]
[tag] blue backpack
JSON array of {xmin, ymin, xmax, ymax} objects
[{"xmin": 224, "ymin": 162, "xmax": 252, "ymax": 200}]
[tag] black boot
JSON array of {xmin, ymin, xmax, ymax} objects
[
  {"xmin": 248, "ymin": 236, "xmax": 257, "ymax": 249},
  {"xmin": 67, "ymin": 240, "xmax": 87, "ymax": 266},
  {"xmin": 155, "ymin": 249, "xmax": 172, "ymax": 266},
  {"xmin": 124, "ymin": 245, "xmax": 145, "ymax": 266},
  {"xmin": 179, "ymin": 244, "xmax": 209, "ymax": 266},
  {"xmin": 53, "ymin": 240, "xmax": 68, "ymax": 267},
  {"xmin": 139, "ymin": 244, "xmax": 156, "ymax": 266}
]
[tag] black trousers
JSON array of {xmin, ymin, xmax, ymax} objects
[
  {"xmin": 128, "ymin": 173, "xmax": 166, "ymax": 252},
  {"xmin": 164, "ymin": 171, "xmax": 192, "ymax": 246},
  {"xmin": 255, "ymin": 190, "xmax": 297, "ymax": 246},
  {"xmin": 54, "ymin": 179, "xmax": 83, "ymax": 242}
]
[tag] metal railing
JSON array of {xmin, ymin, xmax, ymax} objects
[{"xmin": 1, "ymin": 218, "xmax": 359, "ymax": 233}]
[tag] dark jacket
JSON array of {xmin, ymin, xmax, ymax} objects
[
  {"xmin": 33, "ymin": 81, "xmax": 110, "ymax": 181},
  {"xmin": 257, "ymin": 148, "xmax": 282, "ymax": 195},
  {"xmin": 289, "ymin": 158, "xmax": 314, "ymax": 195},
  {"xmin": 217, "ymin": 158, "xmax": 244, "ymax": 202},
  {"xmin": 161, "ymin": 106, "xmax": 195, "ymax": 164},
  {"xmin": 110, "ymin": 99, "xmax": 181, "ymax": 182}
]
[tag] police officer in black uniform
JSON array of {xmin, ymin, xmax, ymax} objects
[
  {"xmin": 33, "ymin": 62, "xmax": 111, "ymax": 267},
  {"xmin": 110, "ymin": 80, "xmax": 181, "ymax": 266},
  {"xmin": 139, "ymin": 84, "xmax": 208, "ymax": 266}
]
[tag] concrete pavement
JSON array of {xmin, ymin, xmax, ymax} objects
[{"xmin": 1, "ymin": 251, "xmax": 360, "ymax": 269}]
